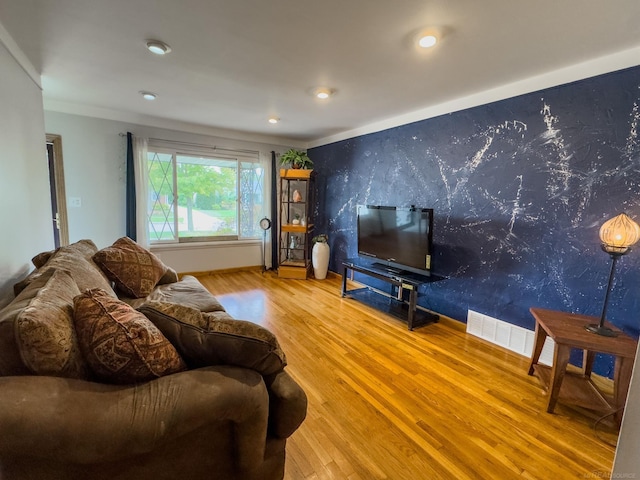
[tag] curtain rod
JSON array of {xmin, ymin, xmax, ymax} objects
[
  {"xmin": 149, "ymin": 137, "xmax": 259, "ymax": 155},
  {"xmin": 118, "ymin": 133, "xmax": 260, "ymax": 155}
]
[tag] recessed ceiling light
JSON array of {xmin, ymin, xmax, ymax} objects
[
  {"xmin": 418, "ymin": 34, "xmax": 438, "ymax": 48},
  {"xmin": 268, "ymin": 117, "xmax": 279, "ymax": 124},
  {"xmin": 415, "ymin": 28, "xmax": 443, "ymax": 49},
  {"xmin": 139, "ymin": 91, "xmax": 158, "ymax": 101},
  {"xmin": 313, "ymin": 87, "xmax": 336, "ymax": 99},
  {"xmin": 146, "ymin": 40, "xmax": 172, "ymax": 55}
]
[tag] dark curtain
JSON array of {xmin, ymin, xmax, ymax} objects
[
  {"xmin": 125, "ymin": 132, "xmax": 136, "ymax": 240},
  {"xmin": 271, "ymin": 151, "xmax": 278, "ymax": 269}
]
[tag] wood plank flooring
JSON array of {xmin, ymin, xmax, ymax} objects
[{"xmin": 195, "ymin": 270, "xmax": 618, "ymax": 480}]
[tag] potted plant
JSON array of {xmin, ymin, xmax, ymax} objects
[
  {"xmin": 312, "ymin": 234, "xmax": 328, "ymax": 244},
  {"xmin": 312, "ymin": 234, "xmax": 330, "ymax": 279},
  {"xmin": 279, "ymin": 149, "xmax": 313, "ymax": 169}
]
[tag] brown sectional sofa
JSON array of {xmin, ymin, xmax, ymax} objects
[{"xmin": 0, "ymin": 239, "xmax": 307, "ymax": 480}]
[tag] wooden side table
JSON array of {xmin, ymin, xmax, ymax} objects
[{"xmin": 527, "ymin": 308, "xmax": 638, "ymax": 426}]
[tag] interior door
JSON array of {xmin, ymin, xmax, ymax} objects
[
  {"xmin": 46, "ymin": 134, "xmax": 69, "ymax": 248},
  {"xmin": 46, "ymin": 143, "xmax": 60, "ymax": 248}
]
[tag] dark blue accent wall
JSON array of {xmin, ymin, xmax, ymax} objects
[{"xmin": 309, "ymin": 66, "xmax": 640, "ymax": 377}]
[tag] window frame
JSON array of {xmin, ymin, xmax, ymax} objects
[{"xmin": 146, "ymin": 141, "xmax": 264, "ymax": 245}]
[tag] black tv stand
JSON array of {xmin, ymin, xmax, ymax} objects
[
  {"xmin": 371, "ymin": 262, "xmax": 405, "ymax": 275},
  {"xmin": 341, "ymin": 258, "xmax": 442, "ymax": 330}
]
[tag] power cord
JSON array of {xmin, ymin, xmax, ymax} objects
[{"xmin": 593, "ymin": 407, "xmax": 623, "ymax": 447}]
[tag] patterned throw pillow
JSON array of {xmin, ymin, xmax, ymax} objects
[
  {"xmin": 73, "ymin": 289, "xmax": 186, "ymax": 384},
  {"xmin": 93, "ymin": 237, "xmax": 167, "ymax": 298},
  {"xmin": 138, "ymin": 301, "xmax": 287, "ymax": 376},
  {"xmin": 15, "ymin": 269, "xmax": 89, "ymax": 379}
]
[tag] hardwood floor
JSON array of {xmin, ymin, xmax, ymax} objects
[{"xmin": 196, "ymin": 270, "xmax": 618, "ymax": 480}]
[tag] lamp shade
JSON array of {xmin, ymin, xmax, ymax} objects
[{"xmin": 599, "ymin": 213, "xmax": 640, "ymax": 253}]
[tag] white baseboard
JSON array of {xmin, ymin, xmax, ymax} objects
[{"xmin": 466, "ymin": 310, "xmax": 554, "ymax": 366}]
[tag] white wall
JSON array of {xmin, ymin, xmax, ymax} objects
[
  {"xmin": 152, "ymin": 241, "xmax": 261, "ymax": 274},
  {"xmin": 0, "ymin": 35, "xmax": 50, "ymax": 308},
  {"xmin": 44, "ymin": 111, "xmax": 288, "ymax": 272},
  {"xmin": 44, "ymin": 113, "xmax": 127, "ymax": 248}
]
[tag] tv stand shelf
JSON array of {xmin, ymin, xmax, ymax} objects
[{"xmin": 341, "ymin": 258, "xmax": 442, "ymax": 330}]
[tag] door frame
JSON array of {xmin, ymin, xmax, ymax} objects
[{"xmin": 46, "ymin": 134, "xmax": 69, "ymax": 246}]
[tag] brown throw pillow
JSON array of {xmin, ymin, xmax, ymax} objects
[
  {"xmin": 138, "ymin": 301, "xmax": 287, "ymax": 376},
  {"xmin": 157, "ymin": 266, "xmax": 179, "ymax": 285},
  {"xmin": 31, "ymin": 248, "xmax": 58, "ymax": 268},
  {"xmin": 15, "ymin": 269, "xmax": 89, "ymax": 379},
  {"xmin": 73, "ymin": 289, "xmax": 186, "ymax": 384},
  {"xmin": 93, "ymin": 237, "xmax": 167, "ymax": 298}
]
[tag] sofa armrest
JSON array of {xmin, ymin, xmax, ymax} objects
[
  {"xmin": 264, "ymin": 370, "xmax": 307, "ymax": 439},
  {"xmin": 0, "ymin": 366, "xmax": 268, "ymax": 472}
]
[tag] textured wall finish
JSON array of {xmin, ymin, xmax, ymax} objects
[{"xmin": 310, "ymin": 66, "xmax": 640, "ymax": 376}]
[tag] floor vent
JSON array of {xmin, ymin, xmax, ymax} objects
[{"xmin": 466, "ymin": 310, "xmax": 554, "ymax": 366}]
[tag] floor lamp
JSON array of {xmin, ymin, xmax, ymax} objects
[{"xmin": 585, "ymin": 213, "xmax": 640, "ymax": 337}]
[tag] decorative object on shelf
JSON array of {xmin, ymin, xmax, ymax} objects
[
  {"xmin": 312, "ymin": 234, "xmax": 330, "ymax": 280},
  {"xmin": 292, "ymin": 214, "xmax": 301, "ymax": 225},
  {"xmin": 279, "ymin": 149, "xmax": 313, "ymax": 170},
  {"xmin": 301, "ymin": 217, "xmax": 307, "ymax": 227},
  {"xmin": 292, "ymin": 189, "xmax": 302, "ymax": 202},
  {"xmin": 587, "ymin": 212, "xmax": 640, "ymax": 337},
  {"xmin": 287, "ymin": 235, "xmax": 299, "ymax": 261}
]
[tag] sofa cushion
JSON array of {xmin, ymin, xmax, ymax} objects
[
  {"xmin": 121, "ymin": 275, "xmax": 226, "ymax": 312},
  {"xmin": 14, "ymin": 269, "xmax": 89, "ymax": 379},
  {"xmin": 73, "ymin": 289, "xmax": 186, "ymax": 384},
  {"xmin": 138, "ymin": 301, "xmax": 287, "ymax": 375},
  {"xmin": 14, "ymin": 240, "xmax": 115, "ymax": 297},
  {"xmin": 92, "ymin": 237, "xmax": 168, "ymax": 298}
]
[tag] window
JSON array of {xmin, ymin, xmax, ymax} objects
[{"xmin": 147, "ymin": 144, "xmax": 264, "ymax": 244}]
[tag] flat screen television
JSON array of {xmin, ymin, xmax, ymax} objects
[{"xmin": 357, "ymin": 205, "xmax": 433, "ymax": 275}]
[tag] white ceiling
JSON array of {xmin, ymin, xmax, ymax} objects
[{"xmin": 1, "ymin": 0, "xmax": 639, "ymax": 146}]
